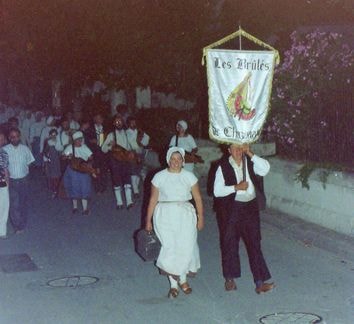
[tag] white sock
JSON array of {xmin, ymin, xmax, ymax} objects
[
  {"xmin": 179, "ymin": 273, "xmax": 187, "ymax": 284},
  {"xmin": 131, "ymin": 175, "xmax": 140, "ymax": 194},
  {"xmin": 82, "ymin": 199, "xmax": 88, "ymax": 211},
  {"xmin": 72, "ymin": 199, "xmax": 78, "ymax": 209},
  {"xmin": 114, "ymin": 186, "xmax": 123, "ymax": 206},
  {"xmin": 168, "ymin": 276, "xmax": 178, "ymax": 289},
  {"xmin": 124, "ymin": 184, "xmax": 133, "ymax": 205}
]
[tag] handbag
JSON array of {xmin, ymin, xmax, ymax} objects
[{"xmin": 135, "ymin": 229, "xmax": 161, "ymax": 262}]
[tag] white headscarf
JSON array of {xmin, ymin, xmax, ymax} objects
[
  {"xmin": 72, "ymin": 131, "xmax": 84, "ymax": 141},
  {"xmin": 166, "ymin": 146, "xmax": 185, "ymax": 166},
  {"xmin": 177, "ymin": 120, "xmax": 188, "ymax": 131}
]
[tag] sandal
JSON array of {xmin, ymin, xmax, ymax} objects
[
  {"xmin": 168, "ymin": 288, "xmax": 179, "ymax": 299},
  {"xmin": 179, "ymin": 282, "xmax": 192, "ymax": 294}
]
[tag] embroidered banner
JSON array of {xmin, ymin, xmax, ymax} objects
[{"xmin": 206, "ymin": 49, "xmax": 276, "ymax": 144}]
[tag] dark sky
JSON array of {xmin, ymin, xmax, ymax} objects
[{"xmin": 0, "ymin": 0, "xmax": 352, "ymax": 103}]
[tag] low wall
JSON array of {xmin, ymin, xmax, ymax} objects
[{"xmin": 265, "ymin": 157, "xmax": 354, "ymax": 237}]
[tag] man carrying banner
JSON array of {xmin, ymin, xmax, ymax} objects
[{"xmin": 213, "ymin": 143, "xmax": 274, "ymax": 293}]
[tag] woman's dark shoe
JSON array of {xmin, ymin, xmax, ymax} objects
[
  {"xmin": 178, "ymin": 282, "xmax": 192, "ymax": 294},
  {"xmin": 168, "ymin": 288, "xmax": 179, "ymax": 299},
  {"xmin": 72, "ymin": 208, "xmax": 78, "ymax": 214}
]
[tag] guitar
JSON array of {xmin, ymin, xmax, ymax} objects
[{"xmin": 111, "ymin": 145, "xmax": 139, "ymax": 163}]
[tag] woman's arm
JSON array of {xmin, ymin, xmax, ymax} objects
[
  {"xmin": 145, "ymin": 184, "xmax": 159, "ymax": 232},
  {"xmin": 191, "ymin": 183, "xmax": 204, "ymax": 231}
]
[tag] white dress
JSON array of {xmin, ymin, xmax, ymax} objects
[{"xmin": 152, "ymin": 168, "xmax": 200, "ymax": 276}]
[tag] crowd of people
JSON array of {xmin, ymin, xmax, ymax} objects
[{"xmin": 0, "ymin": 101, "xmax": 275, "ymax": 299}]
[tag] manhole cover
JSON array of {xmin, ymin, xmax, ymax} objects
[
  {"xmin": 0, "ymin": 254, "xmax": 38, "ymax": 273},
  {"xmin": 47, "ymin": 276, "xmax": 99, "ymax": 288},
  {"xmin": 259, "ymin": 312, "xmax": 322, "ymax": 323}
]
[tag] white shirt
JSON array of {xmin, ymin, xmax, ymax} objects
[
  {"xmin": 57, "ymin": 129, "xmax": 71, "ymax": 148},
  {"xmin": 29, "ymin": 121, "xmax": 45, "ymax": 142},
  {"xmin": 4, "ymin": 144, "xmax": 35, "ymax": 179},
  {"xmin": 126, "ymin": 128, "xmax": 150, "ymax": 154},
  {"xmin": 70, "ymin": 120, "xmax": 80, "ymax": 131},
  {"xmin": 169, "ymin": 134, "xmax": 197, "ymax": 153},
  {"xmin": 63, "ymin": 144, "xmax": 92, "ymax": 161},
  {"xmin": 101, "ymin": 129, "xmax": 131, "ymax": 153},
  {"xmin": 214, "ymin": 155, "xmax": 270, "ymax": 202}
]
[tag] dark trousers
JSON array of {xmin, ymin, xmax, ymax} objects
[
  {"xmin": 92, "ymin": 150, "xmax": 108, "ymax": 192},
  {"xmin": 219, "ymin": 199, "xmax": 271, "ymax": 283},
  {"xmin": 9, "ymin": 176, "xmax": 30, "ymax": 231},
  {"xmin": 109, "ymin": 156, "xmax": 132, "ymax": 187}
]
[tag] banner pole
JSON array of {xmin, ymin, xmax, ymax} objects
[{"xmin": 238, "ymin": 24, "xmax": 242, "ymax": 50}]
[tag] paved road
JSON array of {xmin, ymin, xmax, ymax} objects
[{"xmin": 0, "ymin": 169, "xmax": 353, "ymax": 324}]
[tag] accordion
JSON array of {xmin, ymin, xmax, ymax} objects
[{"xmin": 135, "ymin": 229, "xmax": 161, "ymax": 262}]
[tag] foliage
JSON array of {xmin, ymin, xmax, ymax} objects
[
  {"xmin": 294, "ymin": 162, "xmax": 350, "ymax": 190},
  {"xmin": 265, "ymin": 28, "xmax": 353, "ymax": 166}
]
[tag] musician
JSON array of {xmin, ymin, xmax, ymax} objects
[
  {"xmin": 126, "ymin": 116, "xmax": 150, "ymax": 197},
  {"xmin": 86, "ymin": 112, "xmax": 108, "ymax": 193},
  {"xmin": 169, "ymin": 120, "xmax": 197, "ymax": 173},
  {"xmin": 57, "ymin": 118, "xmax": 72, "ymax": 149},
  {"xmin": 63, "ymin": 131, "xmax": 93, "ymax": 215},
  {"xmin": 101, "ymin": 114, "xmax": 134, "ymax": 210}
]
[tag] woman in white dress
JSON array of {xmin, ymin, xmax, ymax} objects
[
  {"xmin": 145, "ymin": 147, "xmax": 204, "ymax": 298},
  {"xmin": 169, "ymin": 120, "xmax": 198, "ymax": 173}
]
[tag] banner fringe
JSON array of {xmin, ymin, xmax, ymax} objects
[{"xmin": 202, "ymin": 27, "xmax": 280, "ymax": 66}]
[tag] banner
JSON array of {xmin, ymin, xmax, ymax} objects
[{"xmin": 206, "ymin": 49, "xmax": 276, "ymax": 144}]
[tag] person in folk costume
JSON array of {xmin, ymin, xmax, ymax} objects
[
  {"xmin": 102, "ymin": 114, "xmax": 135, "ymax": 210},
  {"xmin": 213, "ymin": 143, "xmax": 274, "ymax": 294},
  {"xmin": 145, "ymin": 147, "xmax": 204, "ymax": 299},
  {"xmin": 86, "ymin": 112, "xmax": 108, "ymax": 193},
  {"xmin": 169, "ymin": 120, "xmax": 198, "ymax": 173},
  {"xmin": 43, "ymin": 128, "xmax": 63, "ymax": 198},
  {"xmin": 29, "ymin": 111, "xmax": 45, "ymax": 167},
  {"xmin": 63, "ymin": 131, "xmax": 93, "ymax": 215},
  {"xmin": 126, "ymin": 116, "xmax": 150, "ymax": 198}
]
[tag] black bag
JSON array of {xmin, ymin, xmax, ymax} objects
[{"xmin": 135, "ymin": 229, "xmax": 161, "ymax": 262}]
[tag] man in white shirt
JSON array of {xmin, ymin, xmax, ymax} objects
[
  {"xmin": 126, "ymin": 116, "xmax": 150, "ymax": 197},
  {"xmin": 102, "ymin": 114, "xmax": 134, "ymax": 210},
  {"xmin": 3, "ymin": 128, "xmax": 35, "ymax": 233},
  {"xmin": 213, "ymin": 143, "xmax": 274, "ymax": 294}
]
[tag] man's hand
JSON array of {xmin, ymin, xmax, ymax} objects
[
  {"xmin": 235, "ymin": 181, "xmax": 248, "ymax": 191},
  {"xmin": 242, "ymin": 144, "xmax": 254, "ymax": 158}
]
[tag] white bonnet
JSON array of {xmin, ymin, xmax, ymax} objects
[
  {"xmin": 166, "ymin": 146, "xmax": 185, "ymax": 166},
  {"xmin": 72, "ymin": 131, "xmax": 84, "ymax": 141},
  {"xmin": 177, "ymin": 120, "xmax": 188, "ymax": 131}
]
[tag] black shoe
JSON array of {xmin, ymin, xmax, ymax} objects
[
  {"xmin": 72, "ymin": 208, "xmax": 78, "ymax": 214},
  {"xmin": 116, "ymin": 205, "xmax": 123, "ymax": 210},
  {"xmin": 82, "ymin": 209, "xmax": 90, "ymax": 216},
  {"xmin": 127, "ymin": 203, "xmax": 134, "ymax": 210}
]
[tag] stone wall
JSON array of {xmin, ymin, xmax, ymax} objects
[{"xmin": 265, "ymin": 157, "xmax": 354, "ymax": 237}]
